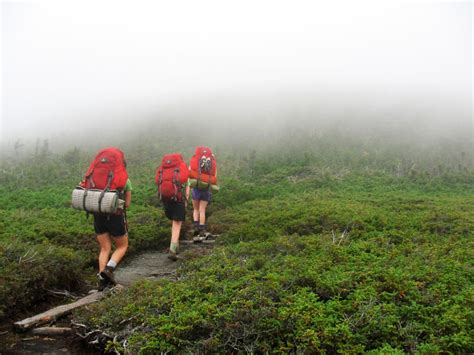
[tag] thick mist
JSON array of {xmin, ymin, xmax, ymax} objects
[{"xmin": 1, "ymin": 1, "xmax": 472, "ymax": 155}]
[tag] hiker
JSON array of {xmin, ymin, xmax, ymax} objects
[
  {"xmin": 94, "ymin": 178, "xmax": 131, "ymax": 289},
  {"xmin": 189, "ymin": 146, "xmax": 218, "ymax": 241},
  {"xmin": 155, "ymin": 153, "xmax": 190, "ymax": 261},
  {"xmin": 77, "ymin": 147, "xmax": 131, "ymax": 290}
]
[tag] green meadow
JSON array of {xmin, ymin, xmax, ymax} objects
[{"xmin": 1, "ymin": 130, "xmax": 473, "ymax": 352}]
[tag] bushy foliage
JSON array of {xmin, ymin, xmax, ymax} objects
[
  {"xmin": 0, "ymin": 241, "xmax": 86, "ymax": 319},
  {"xmin": 76, "ymin": 215, "xmax": 473, "ymax": 353},
  {"xmin": 75, "ymin": 145, "xmax": 472, "ymax": 352},
  {"xmin": 1, "ymin": 131, "xmax": 473, "ymax": 352}
]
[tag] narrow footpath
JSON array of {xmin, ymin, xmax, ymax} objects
[{"xmin": 1, "ymin": 238, "xmax": 216, "ymax": 354}]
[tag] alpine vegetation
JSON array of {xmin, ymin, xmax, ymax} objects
[
  {"xmin": 1, "ymin": 120, "xmax": 472, "ymax": 352},
  {"xmin": 1, "ymin": 1, "xmax": 472, "ymax": 353}
]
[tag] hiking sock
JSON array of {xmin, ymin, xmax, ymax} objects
[
  {"xmin": 170, "ymin": 242, "xmax": 178, "ymax": 254},
  {"xmin": 199, "ymin": 224, "xmax": 206, "ymax": 231},
  {"xmin": 106, "ymin": 259, "xmax": 117, "ymax": 270},
  {"xmin": 194, "ymin": 221, "xmax": 199, "ymax": 228}
]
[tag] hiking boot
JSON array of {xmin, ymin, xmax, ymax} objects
[
  {"xmin": 167, "ymin": 250, "xmax": 178, "ymax": 261},
  {"xmin": 192, "ymin": 229, "xmax": 205, "ymax": 242},
  {"xmin": 99, "ymin": 266, "xmax": 117, "ymax": 286},
  {"xmin": 97, "ymin": 273, "xmax": 109, "ymax": 291},
  {"xmin": 194, "ymin": 230, "xmax": 208, "ymax": 242},
  {"xmin": 192, "ymin": 227, "xmax": 200, "ymax": 237}
]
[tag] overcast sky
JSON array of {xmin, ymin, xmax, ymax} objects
[{"xmin": 1, "ymin": 0, "xmax": 472, "ymax": 143}]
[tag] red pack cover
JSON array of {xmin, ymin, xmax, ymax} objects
[
  {"xmin": 156, "ymin": 153, "xmax": 189, "ymax": 201},
  {"xmin": 83, "ymin": 147, "xmax": 128, "ymax": 190},
  {"xmin": 189, "ymin": 146, "xmax": 217, "ymax": 177}
]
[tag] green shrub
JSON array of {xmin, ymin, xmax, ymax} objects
[
  {"xmin": 1, "ymin": 133, "xmax": 473, "ymax": 352},
  {"xmin": 0, "ymin": 240, "xmax": 87, "ymax": 318}
]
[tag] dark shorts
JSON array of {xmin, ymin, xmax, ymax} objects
[
  {"xmin": 192, "ymin": 188, "xmax": 211, "ymax": 202},
  {"xmin": 163, "ymin": 201, "xmax": 186, "ymax": 222},
  {"xmin": 93, "ymin": 213, "xmax": 127, "ymax": 237}
]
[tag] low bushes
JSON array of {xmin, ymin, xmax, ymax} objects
[
  {"xmin": 1, "ymin": 138, "xmax": 473, "ymax": 352},
  {"xmin": 0, "ymin": 241, "xmax": 86, "ymax": 319},
  {"xmin": 74, "ymin": 176, "xmax": 474, "ymax": 353}
]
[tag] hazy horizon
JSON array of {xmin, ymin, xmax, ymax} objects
[{"xmin": 1, "ymin": 1, "xmax": 472, "ymax": 149}]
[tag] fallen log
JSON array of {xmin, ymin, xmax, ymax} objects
[
  {"xmin": 14, "ymin": 291, "xmax": 105, "ymax": 331},
  {"xmin": 31, "ymin": 327, "xmax": 72, "ymax": 336},
  {"xmin": 181, "ymin": 239, "xmax": 216, "ymax": 244}
]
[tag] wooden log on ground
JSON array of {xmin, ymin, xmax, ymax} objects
[
  {"xmin": 31, "ymin": 327, "xmax": 72, "ymax": 336},
  {"xmin": 14, "ymin": 291, "xmax": 105, "ymax": 331},
  {"xmin": 181, "ymin": 239, "xmax": 216, "ymax": 244}
]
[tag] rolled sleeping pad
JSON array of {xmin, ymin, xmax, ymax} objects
[
  {"xmin": 71, "ymin": 187, "xmax": 123, "ymax": 213},
  {"xmin": 189, "ymin": 179, "xmax": 220, "ymax": 194},
  {"xmin": 188, "ymin": 170, "xmax": 217, "ymax": 185}
]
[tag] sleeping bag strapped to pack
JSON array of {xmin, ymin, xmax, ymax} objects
[
  {"xmin": 156, "ymin": 153, "xmax": 189, "ymax": 202},
  {"xmin": 72, "ymin": 147, "xmax": 128, "ymax": 214},
  {"xmin": 189, "ymin": 146, "xmax": 218, "ymax": 188}
]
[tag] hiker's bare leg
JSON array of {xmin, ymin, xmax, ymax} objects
[
  {"xmin": 199, "ymin": 200, "xmax": 208, "ymax": 225},
  {"xmin": 110, "ymin": 234, "xmax": 128, "ymax": 266},
  {"xmin": 192, "ymin": 199, "xmax": 200, "ymax": 222},
  {"xmin": 97, "ymin": 233, "xmax": 112, "ymax": 272},
  {"xmin": 171, "ymin": 220, "xmax": 182, "ymax": 245}
]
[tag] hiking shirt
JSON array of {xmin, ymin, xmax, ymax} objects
[{"xmin": 123, "ymin": 179, "xmax": 132, "ymax": 192}]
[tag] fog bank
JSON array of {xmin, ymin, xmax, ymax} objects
[{"xmin": 1, "ymin": 1, "xmax": 472, "ymax": 150}]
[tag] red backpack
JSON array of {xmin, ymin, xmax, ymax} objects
[
  {"xmin": 82, "ymin": 147, "xmax": 128, "ymax": 190},
  {"xmin": 189, "ymin": 146, "xmax": 217, "ymax": 185},
  {"xmin": 156, "ymin": 153, "xmax": 189, "ymax": 202}
]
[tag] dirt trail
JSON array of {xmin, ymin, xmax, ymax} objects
[
  {"xmin": 1, "ymin": 238, "xmax": 216, "ymax": 354},
  {"xmin": 114, "ymin": 240, "xmax": 215, "ymax": 285}
]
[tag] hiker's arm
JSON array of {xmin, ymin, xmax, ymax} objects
[
  {"xmin": 185, "ymin": 184, "xmax": 190, "ymax": 201},
  {"xmin": 125, "ymin": 191, "xmax": 132, "ymax": 209}
]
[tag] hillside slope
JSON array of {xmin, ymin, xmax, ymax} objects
[{"xmin": 1, "ymin": 133, "xmax": 473, "ymax": 352}]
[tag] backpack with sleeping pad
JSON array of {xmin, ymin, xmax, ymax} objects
[
  {"xmin": 156, "ymin": 153, "xmax": 189, "ymax": 202},
  {"xmin": 189, "ymin": 146, "xmax": 219, "ymax": 192},
  {"xmin": 71, "ymin": 147, "xmax": 128, "ymax": 214}
]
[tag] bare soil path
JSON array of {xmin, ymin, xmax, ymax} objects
[
  {"xmin": 114, "ymin": 239, "xmax": 215, "ymax": 285},
  {"xmin": 2, "ymin": 238, "xmax": 216, "ymax": 354}
]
